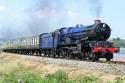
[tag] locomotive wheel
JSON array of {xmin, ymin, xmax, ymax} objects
[
  {"xmin": 89, "ymin": 58, "xmax": 92, "ymax": 60},
  {"xmin": 52, "ymin": 49, "xmax": 56, "ymax": 58},
  {"xmin": 92, "ymin": 54, "xmax": 95, "ymax": 62},
  {"xmin": 43, "ymin": 50, "xmax": 46, "ymax": 57},
  {"xmin": 92, "ymin": 54, "xmax": 99, "ymax": 62},
  {"xmin": 106, "ymin": 53, "xmax": 113, "ymax": 61},
  {"xmin": 89, "ymin": 53, "xmax": 93, "ymax": 60},
  {"xmin": 59, "ymin": 49, "xmax": 62, "ymax": 58},
  {"xmin": 78, "ymin": 52, "xmax": 85, "ymax": 60},
  {"xmin": 106, "ymin": 58, "xmax": 111, "ymax": 61},
  {"xmin": 68, "ymin": 50, "xmax": 72, "ymax": 59},
  {"xmin": 56, "ymin": 49, "xmax": 60, "ymax": 58},
  {"xmin": 48, "ymin": 50, "xmax": 51, "ymax": 57},
  {"xmin": 60, "ymin": 49, "xmax": 66, "ymax": 58}
]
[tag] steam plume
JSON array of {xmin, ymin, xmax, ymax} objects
[
  {"xmin": 87, "ymin": 0, "xmax": 102, "ymax": 19},
  {"xmin": 0, "ymin": 0, "xmax": 90, "ymax": 40},
  {"xmin": 28, "ymin": 0, "xmax": 66, "ymax": 34}
]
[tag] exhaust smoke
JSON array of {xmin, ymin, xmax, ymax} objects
[
  {"xmin": 87, "ymin": 0, "xmax": 102, "ymax": 19},
  {"xmin": 0, "ymin": 0, "xmax": 100, "ymax": 40}
]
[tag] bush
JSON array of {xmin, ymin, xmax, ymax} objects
[
  {"xmin": 1, "ymin": 70, "xmax": 44, "ymax": 83},
  {"xmin": 71, "ymin": 74, "xmax": 101, "ymax": 83},
  {"xmin": 45, "ymin": 70, "xmax": 68, "ymax": 83},
  {"xmin": 115, "ymin": 77, "xmax": 124, "ymax": 83},
  {"xmin": 0, "ymin": 63, "xmax": 44, "ymax": 83},
  {"xmin": 54, "ymin": 70, "xmax": 68, "ymax": 82},
  {"xmin": 20, "ymin": 71, "xmax": 43, "ymax": 83}
]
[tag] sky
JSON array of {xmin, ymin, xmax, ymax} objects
[{"xmin": 0, "ymin": 0, "xmax": 124, "ymax": 39}]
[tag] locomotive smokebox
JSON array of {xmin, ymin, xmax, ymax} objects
[{"xmin": 94, "ymin": 20, "xmax": 101, "ymax": 25}]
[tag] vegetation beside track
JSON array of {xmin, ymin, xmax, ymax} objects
[
  {"xmin": 0, "ymin": 53, "xmax": 124, "ymax": 83},
  {"xmin": 0, "ymin": 64, "xmax": 124, "ymax": 83}
]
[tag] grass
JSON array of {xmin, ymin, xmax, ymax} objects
[
  {"xmin": 0, "ymin": 60, "xmax": 124, "ymax": 83},
  {"xmin": 0, "ymin": 62, "xmax": 43, "ymax": 83},
  {"xmin": 115, "ymin": 77, "xmax": 124, "ymax": 83},
  {"xmin": 102, "ymin": 60, "xmax": 111, "ymax": 64}
]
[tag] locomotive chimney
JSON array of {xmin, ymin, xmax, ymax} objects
[{"xmin": 94, "ymin": 20, "xmax": 101, "ymax": 25}]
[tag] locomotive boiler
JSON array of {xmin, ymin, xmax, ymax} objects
[{"xmin": 59, "ymin": 20, "xmax": 111, "ymax": 45}]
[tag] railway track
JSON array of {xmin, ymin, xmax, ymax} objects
[
  {"xmin": 16, "ymin": 52, "xmax": 125, "ymax": 65},
  {"xmin": 37, "ymin": 53, "xmax": 125, "ymax": 75},
  {"xmin": 24, "ymin": 53, "xmax": 125, "ymax": 75},
  {"xmin": 108, "ymin": 61, "xmax": 125, "ymax": 65},
  {"xmin": 92, "ymin": 60, "xmax": 125, "ymax": 65},
  {"xmin": 84, "ymin": 59, "xmax": 125, "ymax": 75}
]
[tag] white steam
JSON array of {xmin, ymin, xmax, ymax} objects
[{"xmin": 87, "ymin": 0, "xmax": 102, "ymax": 19}]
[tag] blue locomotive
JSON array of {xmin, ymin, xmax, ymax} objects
[
  {"xmin": 40, "ymin": 20, "xmax": 111, "ymax": 47},
  {"xmin": 39, "ymin": 20, "xmax": 118, "ymax": 61},
  {"xmin": 2, "ymin": 20, "xmax": 119, "ymax": 61}
]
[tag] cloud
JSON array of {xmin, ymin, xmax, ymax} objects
[
  {"xmin": 0, "ymin": 5, "xmax": 31, "ymax": 39},
  {"xmin": 0, "ymin": 5, "xmax": 7, "ymax": 12}
]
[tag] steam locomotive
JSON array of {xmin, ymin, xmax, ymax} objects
[{"xmin": 2, "ymin": 20, "xmax": 119, "ymax": 61}]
